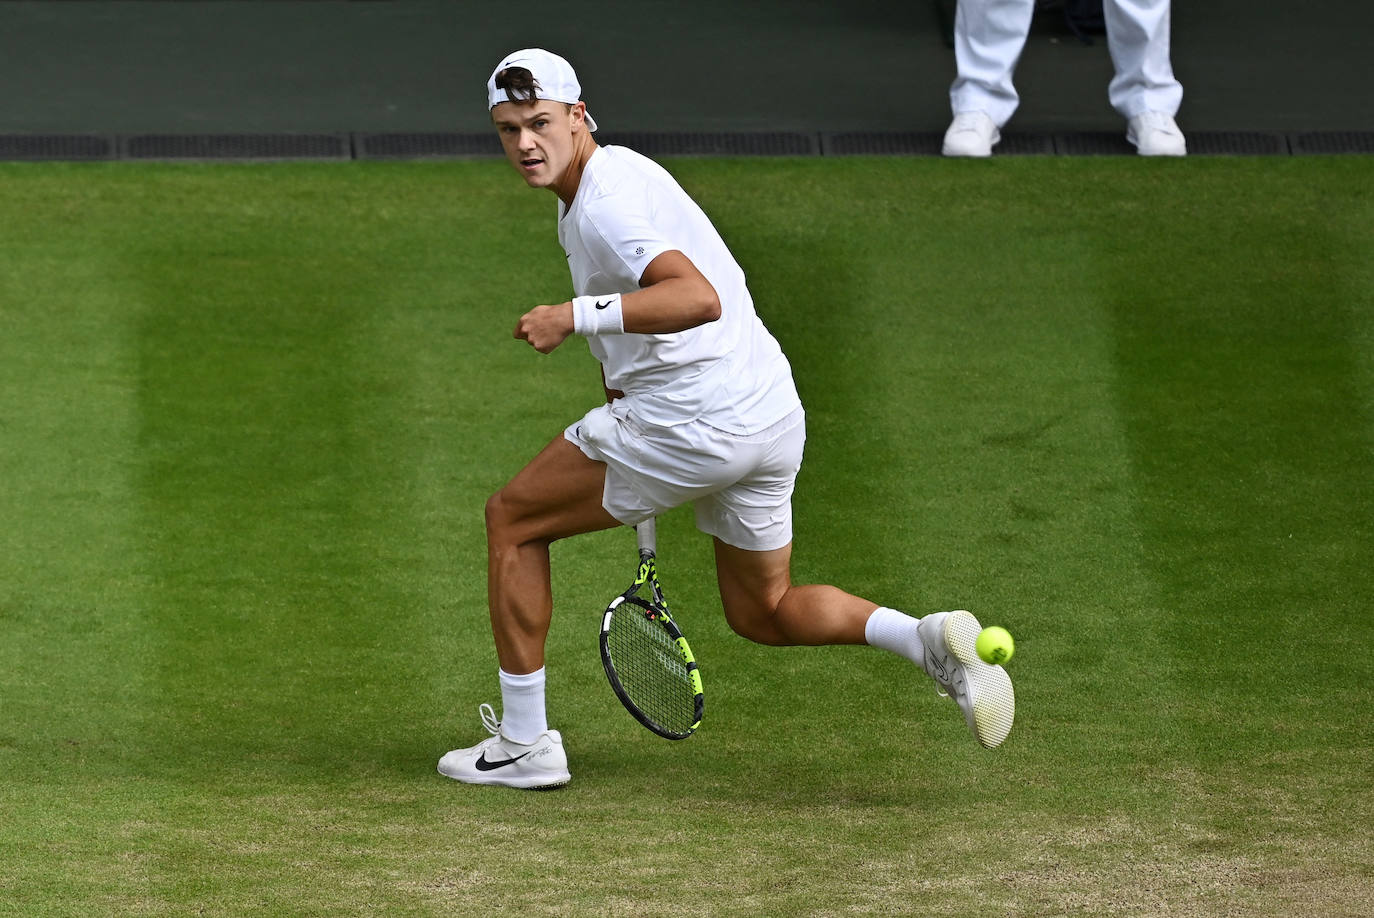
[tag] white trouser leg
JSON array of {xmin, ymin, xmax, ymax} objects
[
  {"xmin": 1104, "ymin": 0, "xmax": 1184, "ymax": 118},
  {"xmin": 949, "ymin": 0, "xmax": 1035, "ymax": 127}
]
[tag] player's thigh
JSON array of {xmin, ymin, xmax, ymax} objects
[
  {"xmin": 488, "ymin": 434, "xmax": 620, "ymax": 543},
  {"xmin": 712, "ymin": 537, "xmax": 793, "ymax": 643}
]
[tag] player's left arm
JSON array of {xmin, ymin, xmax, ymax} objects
[
  {"xmin": 514, "ymin": 250, "xmax": 720, "ymax": 353},
  {"xmin": 623, "ymin": 249, "xmax": 721, "ymax": 333}
]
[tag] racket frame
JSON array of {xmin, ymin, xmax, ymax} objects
[{"xmin": 598, "ymin": 519, "xmax": 704, "ymax": 739}]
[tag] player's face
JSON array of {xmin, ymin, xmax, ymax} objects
[{"xmin": 491, "ymin": 100, "xmax": 586, "ymax": 192}]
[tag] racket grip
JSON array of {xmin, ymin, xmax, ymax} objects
[{"xmin": 636, "ymin": 517, "xmax": 657, "ymax": 558}]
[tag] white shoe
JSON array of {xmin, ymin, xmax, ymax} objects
[
  {"xmin": 916, "ymin": 611, "xmax": 1015, "ymax": 748},
  {"xmin": 1127, "ymin": 111, "xmax": 1187, "ymax": 156},
  {"xmin": 942, "ymin": 112, "xmax": 1000, "ymax": 157},
  {"xmin": 437, "ymin": 703, "xmax": 571, "ymax": 790}
]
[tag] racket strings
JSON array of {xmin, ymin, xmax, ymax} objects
[{"xmin": 605, "ymin": 602, "xmax": 697, "ymax": 734}]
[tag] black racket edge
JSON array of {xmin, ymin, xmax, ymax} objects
[{"xmin": 599, "ymin": 593, "xmax": 704, "ymax": 740}]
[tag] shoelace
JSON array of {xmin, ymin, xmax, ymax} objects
[{"xmin": 478, "ymin": 702, "xmax": 501, "ymax": 737}]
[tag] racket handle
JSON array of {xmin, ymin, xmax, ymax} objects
[{"xmin": 636, "ymin": 517, "xmax": 657, "ymax": 558}]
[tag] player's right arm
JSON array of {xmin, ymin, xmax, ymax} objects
[{"xmin": 514, "ymin": 249, "xmax": 719, "ymax": 353}]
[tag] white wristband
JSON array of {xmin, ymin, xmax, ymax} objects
[{"xmin": 572, "ymin": 294, "xmax": 625, "ymax": 337}]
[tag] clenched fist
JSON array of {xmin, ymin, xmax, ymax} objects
[{"xmin": 514, "ymin": 302, "xmax": 574, "ymax": 353}]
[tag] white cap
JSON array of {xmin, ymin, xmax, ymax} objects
[{"xmin": 486, "ymin": 48, "xmax": 598, "ymax": 132}]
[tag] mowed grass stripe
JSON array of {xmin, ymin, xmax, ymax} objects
[
  {"xmin": 0, "ymin": 166, "xmax": 160, "ymax": 909},
  {"xmin": 0, "ymin": 214, "xmax": 148, "ymax": 752},
  {"xmin": 128, "ymin": 167, "xmax": 405, "ymax": 777},
  {"xmin": 1103, "ymin": 158, "xmax": 1374, "ymax": 695},
  {"xmin": 1099, "ymin": 158, "xmax": 1374, "ymax": 905}
]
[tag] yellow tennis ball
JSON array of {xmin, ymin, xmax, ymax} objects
[{"xmin": 976, "ymin": 626, "xmax": 1014, "ymax": 665}]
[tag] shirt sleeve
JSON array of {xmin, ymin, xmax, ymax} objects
[{"xmin": 581, "ymin": 185, "xmax": 675, "ymax": 288}]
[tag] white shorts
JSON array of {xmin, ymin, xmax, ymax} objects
[{"xmin": 564, "ymin": 402, "xmax": 805, "ymax": 551}]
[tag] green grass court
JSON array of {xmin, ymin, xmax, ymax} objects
[{"xmin": 1, "ymin": 156, "xmax": 1371, "ymax": 916}]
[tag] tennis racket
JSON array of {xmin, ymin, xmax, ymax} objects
[{"xmin": 598, "ymin": 517, "xmax": 704, "ymax": 739}]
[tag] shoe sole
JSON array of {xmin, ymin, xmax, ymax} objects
[
  {"xmin": 941, "ymin": 145, "xmax": 994, "ymax": 157},
  {"xmin": 1126, "ymin": 130, "xmax": 1186, "ymax": 157},
  {"xmin": 945, "ymin": 611, "xmax": 1015, "ymax": 749},
  {"xmin": 437, "ymin": 757, "xmax": 571, "ymax": 791},
  {"xmin": 437, "ymin": 764, "xmax": 571, "ymax": 790}
]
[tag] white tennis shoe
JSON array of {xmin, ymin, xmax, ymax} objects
[
  {"xmin": 917, "ymin": 610, "xmax": 1015, "ymax": 748},
  {"xmin": 437, "ymin": 703, "xmax": 571, "ymax": 790},
  {"xmin": 1127, "ymin": 111, "xmax": 1187, "ymax": 156},
  {"xmin": 942, "ymin": 111, "xmax": 1000, "ymax": 157}
]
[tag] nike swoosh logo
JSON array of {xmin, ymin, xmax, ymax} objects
[
  {"xmin": 594, "ymin": 299, "xmax": 613, "ymax": 310},
  {"xmin": 475, "ymin": 750, "xmax": 531, "ymax": 771},
  {"xmin": 926, "ymin": 651, "xmax": 950, "ymax": 683}
]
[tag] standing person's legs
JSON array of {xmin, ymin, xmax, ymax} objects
[
  {"xmin": 1104, "ymin": 0, "xmax": 1186, "ymax": 154},
  {"xmin": 945, "ymin": 0, "xmax": 1035, "ymax": 155},
  {"xmin": 1104, "ymin": 0, "xmax": 1183, "ymax": 119},
  {"xmin": 950, "ymin": 0, "xmax": 1034, "ymax": 123}
]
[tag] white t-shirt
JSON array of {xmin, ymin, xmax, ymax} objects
[{"xmin": 557, "ymin": 146, "xmax": 801, "ymax": 434}]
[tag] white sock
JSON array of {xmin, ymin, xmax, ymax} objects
[
  {"xmin": 864, "ymin": 607, "xmax": 925, "ymax": 665},
  {"xmin": 498, "ymin": 667, "xmax": 547, "ymax": 744}
]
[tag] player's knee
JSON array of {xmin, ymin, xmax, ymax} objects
[
  {"xmin": 721, "ymin": 601, "xmax": 785, "ymax": 646},
  {"xmin": 484, "ymin": 489, "xmax": 513, "ymax": 540}
]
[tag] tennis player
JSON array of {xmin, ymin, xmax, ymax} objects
[{"xmin": 438, "ymin": 49, "xmax": 1015, "ymax": 789}]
